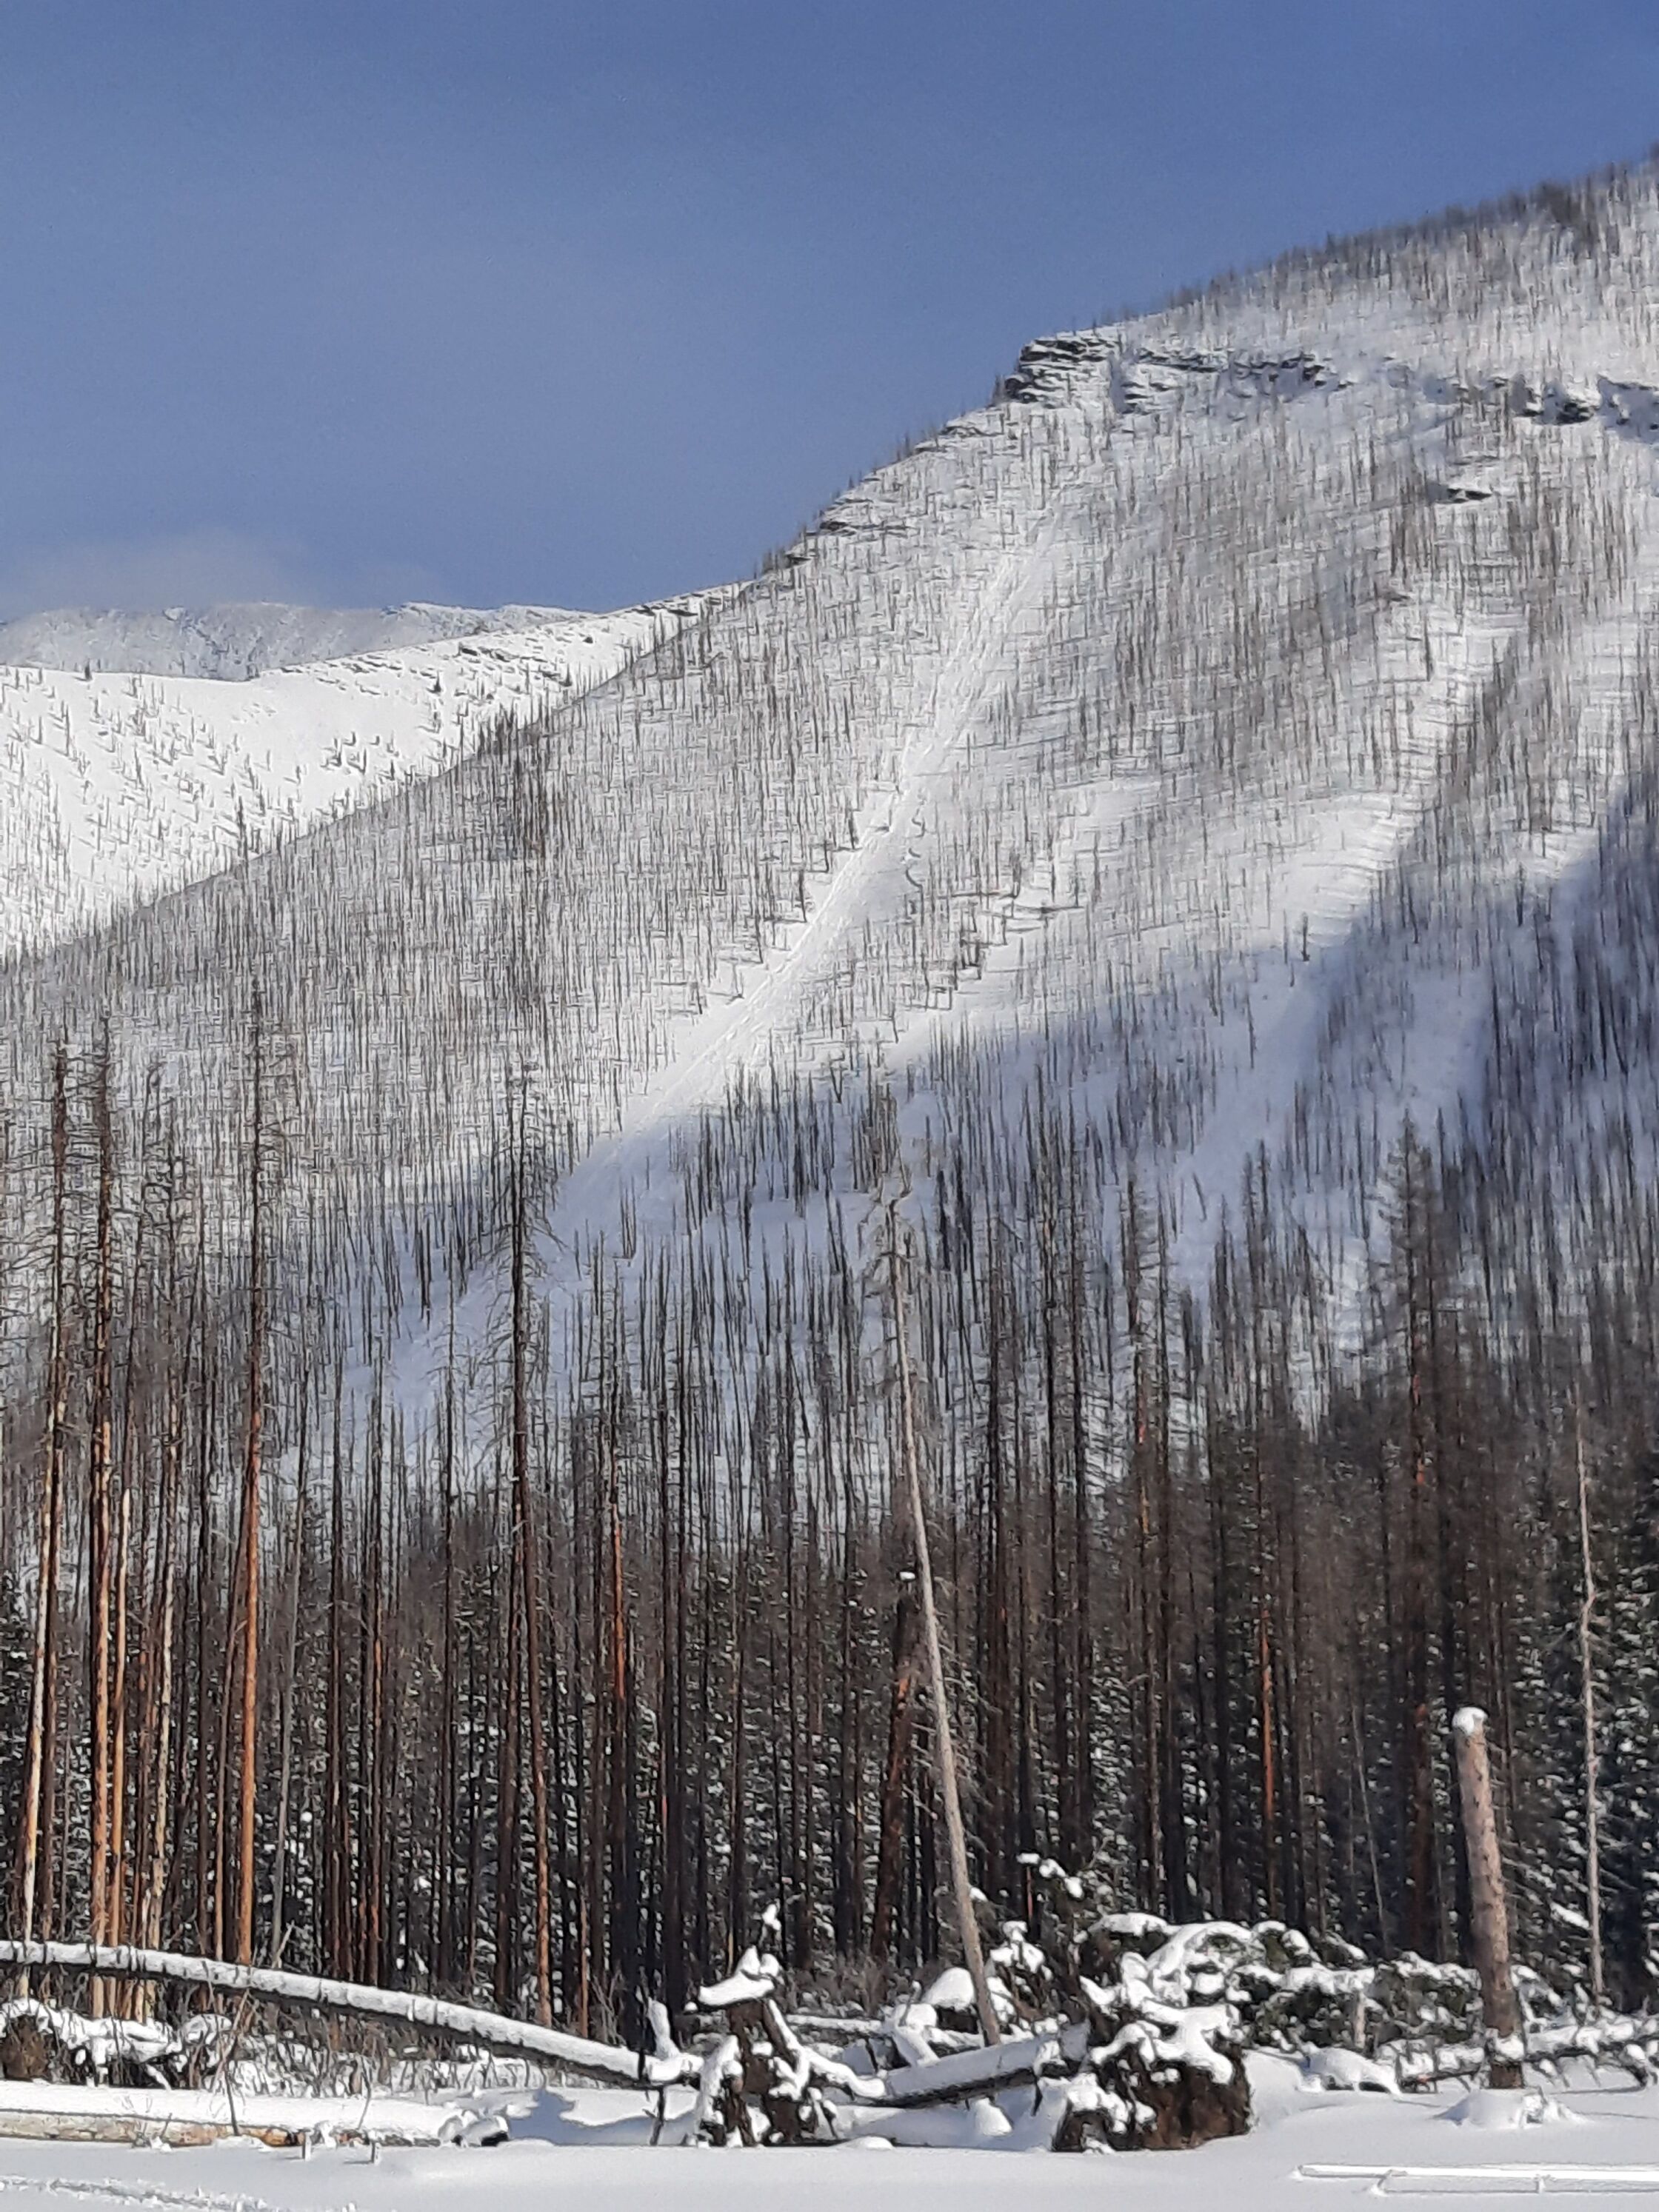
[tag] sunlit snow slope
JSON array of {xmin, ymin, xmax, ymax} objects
[
  {"xmin": 0, "ymin": 595, "xmax": 714, "ymax": 955},
  {"xmin": 10, "ymin": 164, "xmax": 1659, "ymax": 1386}
]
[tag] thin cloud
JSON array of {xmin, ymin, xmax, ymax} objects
[
  {"xmin": 0, "ymin": 529, "xmax": 446, "ymax": 621},
  {"xmin": 0, "ymin": 527, "xmax": 327, "ymax": 620}
]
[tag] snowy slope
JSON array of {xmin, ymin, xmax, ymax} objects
[
  {"xmin": 0, "ymin": 595, "xmax": 718, "ymax": 956},
  {"xmin": 0, "ymin": 599, "xmax": 595, "ymax": 681},
  {"xmin": 363, "ymin": 175, "xmax": 1659, "ymax": 1399},
  {"xmin": 8, "ymin": 162, "xmax": 1659, "ymax": 1407}
]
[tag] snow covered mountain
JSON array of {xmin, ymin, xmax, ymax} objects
[
  {"xmin": 10, "ymin": 163, "xmax": 1659, "ymax": 1987},
  {"xmin": 0, "ymin": 598, "xmax": 599, "ymax": 681},
  {"xmin": 7, "ymin": 162, "xmax": 1659, "ymax": 1400},
  {"xmin": 0, "ymin": 594, "xmax": 718, "ymax": 955}
]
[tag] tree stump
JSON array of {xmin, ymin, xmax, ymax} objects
[{"xmin": 0, "ymin": 2018, "xmax": 48, "ymax": 2082}]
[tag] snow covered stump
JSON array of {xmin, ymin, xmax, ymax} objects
[
  {"xmin": 0, "ymin": 2018, "xmax": 49, "ymax": 2085},
  {"xmin": 1069, "ymin": 1972, "xmax": 1251, "ymax": 2151},
  {"xmin": 698, "ymin": 1944, "xmax": 836, "ymax": 2146}
]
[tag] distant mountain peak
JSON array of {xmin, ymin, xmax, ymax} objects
[{"xmin": 0, "ymin": 598, "xmax": 601, "ymax": 683}]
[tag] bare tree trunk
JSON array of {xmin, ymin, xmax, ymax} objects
[
  {"xmin": 869, "ymin": 1575, "xmax": 919, "ymax": 1962},
  {"xmin": 509, "ymin": 1086, "xmax": 555, "ymax": 2025},
  {"xmin": 108, "ymin": 1477, "xmax": 131, "ymax": 1961},
  {"xmin": 270, "ymin": 1396, "xmax": 309, "ymax": 1963},
  {"xmin": 87, "ymin": 1047, "xmax": 117, "ymax": 2011},
  {"xmin": 1575, "ymin": 1397, "xmax": 1603, "ymax": 2008},
  {"xmin": 234, "ymin": 1003, "xmax": 265, "ymax": 1966},
  {"xmin": 604, "ymin": 1439, "xmax": 635, "ymax": 2032},
  {"xmin": 493, "ymin": 1456, "xmax": 523, "ymax": 2013},
  {"xmin": 1402, "ymin": 1142, "xmax": 1437, "ymax": 1952},
  {"xmin": 1452, "ymin": 1707, "xmax": 1521, "ymax": 2089},
  {"xmin": 324, "ymin": 1377, "xmax": 350, "ymax": 1979},
  {"xmin": 436, "ymin": 1351, "xmax": 458, "ymax": 1993},
  {"xmin": 141, "ymin": 1363, "xmax": 183, "ymax": 1952},
  {"xmin": 16, "ymin": 1045, "xmax": 69, "ymax": 1979},
  {"xmin": 888, "ymin": 1217, "xmax": 999, "ymax": 2045}
]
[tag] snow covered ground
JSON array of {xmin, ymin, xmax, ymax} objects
[{"xmin": 4, "ymin": 2068, "xmax": 1659, "ymax": 2206}]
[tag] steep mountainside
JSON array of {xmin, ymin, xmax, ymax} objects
[
  {"xmin": 7, "ymin": 163, "xmax": 1659, "ymax": 1997},
  {"xmin": 5, "ymin": 165, "xmax": 1659, "ymax": 1388},
  {"xmin": 0, "ymin": 594, "xmax": 717, "ymax": 955}
]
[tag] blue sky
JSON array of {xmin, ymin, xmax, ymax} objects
[{"xmin": 4, "ymin": 1, "xmax": 1658, "ymax": 616}]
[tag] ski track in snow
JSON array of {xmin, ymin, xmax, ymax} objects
[
  {"xmin": 378, "ymin": 481, "xmax": 1078, "ymax": 1410},
  {"xmin": 576, "ymin": 526, "xmax": 1059, "ymax": 1149},
  {"xmin": 0, "ymin": 2185, "xmax": 284, "ymax": 2212}
]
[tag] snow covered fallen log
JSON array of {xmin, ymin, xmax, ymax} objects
[
  {"xmin": 0, "ymin": 1996, "xmax": 219, "ymax": 2088},
  {"xmin": 0, "ymin": 1942, "xmax": 695, "ymax": 2091},
  {"xmin": 0, "ymin": 2077, "xmax": 477, "ymax": 2148},
  {"xmin": 1393, "ymin": 2009, "xmax": 1659, "ymax": 2088},
  {"xmin": 872, "ymin": 2022, "xmax": 1093, "ymax": 2107}
]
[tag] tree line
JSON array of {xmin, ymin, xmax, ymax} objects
[{"xmin": 1, "ymin": 1029, "xmax": 1655, "ymax": 2042}]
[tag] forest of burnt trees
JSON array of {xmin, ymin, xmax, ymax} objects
[
  {"xmin": 1, "ymin": 164, "xmax": 1658, "ymax": 2062},
  {"xmin": 1, "ymin": 1015, "xmax": 1655, "ymax": 2045}
]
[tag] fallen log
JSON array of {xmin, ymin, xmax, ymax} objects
[
  {"xmin": 0, "ymin": 1941, "xmax": 695, "ymax": 2092},
  {"xmin": 0, "ymin": 2077, "xmax": 473, "ymax": 2148},
  {"xmin": 702, "ymin": 1949, "xmax": 1091, "ymax": 2116},
  {"xmin": 871, "ymin": 2022, "xmax": 1093, "ymax": 2107},
  {"xmin": 1393, "ymin": 2011, "xmax": 1659, "ymax": 2089}
]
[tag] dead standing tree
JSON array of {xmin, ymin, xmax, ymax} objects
[
  {"xmin": 14, "ymin": 1043, "xmax": 69, "ymax": 1984},
  {"xmin": 1452, "ymin": 1707, "xmax": 1522, "ymax": 2088},
  {"xmin": 87, "ymin": 1043, "xmax": 116, "ymax": 2011},
  {"xmin": 233, "ymin": 998, "xmax": 266, "ymax": 1967},
  {"xmin": 1575, "ymin": 1394, "xmax": 1605, "ymax": 2009},
  {"xmin": 886, "ymin": 1207, "xmax": 1000, "ymax": 2046},
  {"xmin": 507, "ymin": 1075, "xmax": 555, "ymax": 2026}
]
